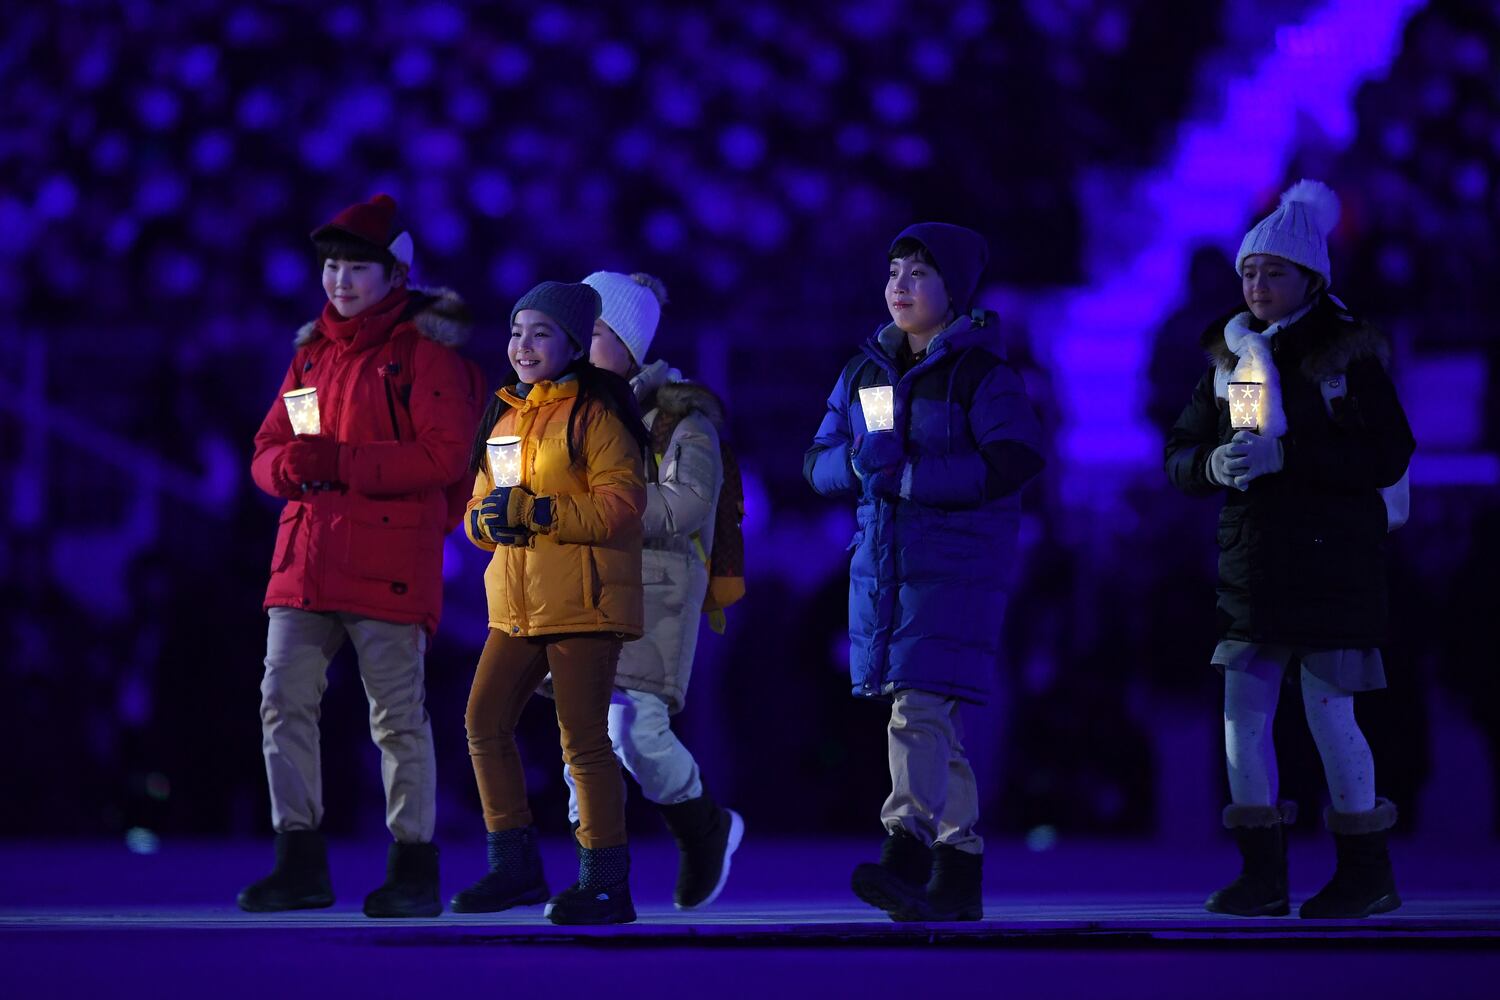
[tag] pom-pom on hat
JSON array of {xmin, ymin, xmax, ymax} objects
[
  {"xmin": 889, "ymin": 222, "xmax": 990, "ymax": 312},
  {"xmin": 510, "ymin": 281, "xmax": 602, "ymax": 353},
  {"xmin": 1236, "ymin": 179, "xmax": 1340, "ymax": 287},
  {"xmin": 310, "ymin": 193, "xmax": 414, "ymax": 267},
  {"xmin": 582, "ymin": 271, "xmax": 668, "ymax": 366}
]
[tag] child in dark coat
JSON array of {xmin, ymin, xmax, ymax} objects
[
  {"xmin": 1165, "ymin": 180, "xmax": 1415, "ymax": 919},
  {"xmin": 805, "ymin": 222, "xmax": 1045, "ymax": 920}
]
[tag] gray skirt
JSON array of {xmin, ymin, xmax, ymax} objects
[{"xmin": 1212, "ymin": 640, "xmax": 1386, "ymax": 692}]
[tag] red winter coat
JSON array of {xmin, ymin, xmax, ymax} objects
[{"xmin": 251, "ymin": 287, "xmax": 478, "ymax": 634}]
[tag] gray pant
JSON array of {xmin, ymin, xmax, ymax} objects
[
  {"xmin": 881, "ymin": 689, "xmax": 983, "ymax": 854},
  {"xmin": 259, "ymin": 607, "xmax": 436, "ymax": 843},
  {"xmin": 563, "ymin": 687, "xmax": 704, "ymax": 823}
]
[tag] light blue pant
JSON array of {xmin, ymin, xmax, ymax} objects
[{"xmin": 565, "ymin": 687, "xmax": 703, "ymax": 823}]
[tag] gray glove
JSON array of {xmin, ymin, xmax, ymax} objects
[
  {"xmin": 1207, "ymin": 443, "xmax": 1247, "ymax": 491},
  {"xmin": 1227, "ymin": 430, "xmax": 1283, "ymax": 489}
]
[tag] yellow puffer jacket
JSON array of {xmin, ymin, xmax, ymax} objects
[{"xmin": 465, "ymin": 379, "xmax": 646, "ymax": 638}]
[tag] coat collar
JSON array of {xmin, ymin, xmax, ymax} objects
[
  {"xmin": 870, "ymin": 313, "xmax": 981, "ymax": 360},
  {"xmin": 294, "ymin": 285, "xmax": 472, "ymax": 349},
  {"xmin": 1202, "ymin": 295, "xmax": 1392, "ymax": 381},
  {"xmin": 498, "ymin": 377, "xmax": 579, "ymax": 411}
]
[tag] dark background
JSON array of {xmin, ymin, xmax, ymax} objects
[{"xmin": 2, "ymin": 0, "xmax": 1497, "ymax": 852}]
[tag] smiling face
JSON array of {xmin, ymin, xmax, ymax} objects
[
  {"xmin": 589, "ymin": 318, "xmax": 636, "ymax": 377},
  {"xmin": 886, "ymin": 253, "xmax": 950, "ymax": 339},
  {"xmin": 321, "ymin": 257, "xmax": 398, "ymax": 318},
  {"xmin": 509, "ymin": 309, "xmax": 580, "ymax": 383},
  {"xmin": 1241, "ymin": 254, "xmax": 1315, "ymax": 324}
]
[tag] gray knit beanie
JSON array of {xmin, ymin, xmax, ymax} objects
[{"xmin": 510, "ymin": 281, "xmax": 602, "ymax": 351}]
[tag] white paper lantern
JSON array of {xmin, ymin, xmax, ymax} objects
[
  {"xmin": 858, "ymin": 385, "xmax": 895, "ymax": 432},
  {"xmin": 486, "ymin": 436, "xmax": 523, "ymax": 487},
  {"xmin": 1228, "ymin": 381, "xmax": 1263, "ymax": 431},
  {"xmin": 282, "ymin": 387, "xmax": 321, "ymax": 436}
]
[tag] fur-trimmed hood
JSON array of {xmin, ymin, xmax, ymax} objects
[
  {"xmin": 294, "ymin": 286, "xmax": 472, "ymax": 348},
  {"xmin": 654, "ymin": 379, "xmax": 725, "ymax": 429},
  {"xmin": 632, "ymin": 358, "xmax": 726, "ymax": 428},
  {"xmin": 1201, "ymin": 295, "xmax": 1391, "ymax": 381}
]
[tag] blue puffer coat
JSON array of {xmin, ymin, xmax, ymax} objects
[{"xmin": 804, "ymin": 316, "xmax": 1044, "ymax": 704}]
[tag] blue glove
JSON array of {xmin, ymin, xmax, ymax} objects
[
  {"xmin": 1226, "ymin": 430, "xmax": 1283, "ymax": 489},
  {"xmin": 470, "ymin": 487, "xmax": 529, "ymax": 545},
  {"xmin": 852, "ymin": 431, "xmax": 904, "ymax": 482},
  {"xmin": 866, "ymin": 465, "xmax": 903, "ymax": 500},
  {"xmin": 480, "ymin": 486, "xmax": 514, "ymax": 530}
]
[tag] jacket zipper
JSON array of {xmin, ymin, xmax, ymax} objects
[{"xmin": 383, "ymin": 378, "xmax": 402, "ymax": 442}]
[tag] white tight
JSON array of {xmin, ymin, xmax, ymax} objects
[{"xmin": 1223, "ymin": 660, "xmax": 1376, "ymax": 813}]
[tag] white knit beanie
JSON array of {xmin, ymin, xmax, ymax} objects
[
  {"xmin": 1236, "ymin": 179, "xmax": 1341, "ymax": 288},
  {"xmin": 581, "ymin": 271, "xmax": 668, "ymax": 366}
]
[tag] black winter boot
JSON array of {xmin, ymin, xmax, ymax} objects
[
  {"xmin": 1300, "ymin": 798, "xmax": 1401, "ymax": 919},
  {"xmin": 450, "ymin": 827, "xmax": 550, "ymax": 913},
  {"xmin": 658, "ymin": 794, "xmax": 746, "ymax": 909},
  {"xmin": 545, "ymin": 843, "xmax": 636, "ymax": 925},
  {"xmin": 363, "ymin": 842, "xmax": 442, "ymax": 918},
  {"xmin": 850, "ymin": 828, "xmax": 932, "ymax": 918},
  {"xmin": 896, "ymin": 844, "xmax": 982, "ymax": 922},
  {"xmin": 1205, "ymin": 802, "xmax": 1295, "ymax": 916},
  {"xmin": 236, "ymin": 830, "xmax": 334, "ymax": 912}
]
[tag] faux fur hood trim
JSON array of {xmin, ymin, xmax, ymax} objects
[
  {"xmin": 293, "ymin": 286, "xmax": 472, "ymax": 348},
  {"xmin": 1324, "ymin": 797, "xmax": 1397, "ymax": 835},
  {"xmin": 1201, "ymin": 297, "xmax": 1392, "ymax": 381},
  {"xmin": 654, "ymin": 380, "xmax": 726, "ymax": 428}
]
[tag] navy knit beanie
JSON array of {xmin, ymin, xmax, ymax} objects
[
  {"xmin": 510, "ymin": 281, "xmax": 602, "ymax": 352},
  {"xmin": 889, "ymin": 222, "xmax": 990, "ymax": 312}
]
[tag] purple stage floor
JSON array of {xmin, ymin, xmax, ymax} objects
[{"xmin": 3, "ymin": 837, "xmax": 1498, "ymax": 998}]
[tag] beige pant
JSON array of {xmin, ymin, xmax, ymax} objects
[
  {"xmin": 259, "ymin": 607, "xmax": 435, "ymax": 843},
  {"xmin": 881, "ymin": 689, "xmax": 983, "ymax": 854}
]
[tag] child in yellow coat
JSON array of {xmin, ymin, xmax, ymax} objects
[{"xmin": 451, "ymin": 281, "xmax": 649, "ymax": 925}]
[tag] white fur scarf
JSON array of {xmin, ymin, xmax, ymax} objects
[{"xmin": 1212, "ymin": 308, "xmax": 1303, "ymax": 440}]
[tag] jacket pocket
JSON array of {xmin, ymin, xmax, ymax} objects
[
  {"xmin": 581, "ymin": 546, "xmax": 601, "ymax": 610},
  {"xmin": 271, "ymin": 504, "xmax": 303, "ymax": 574},
  {"xmin": 1215, "ymin": 509, "xmax": 1245, "ymax": 550},
  {"xmin": 348, "ymin": 501, "xmax": 424, "ymax": 583}
]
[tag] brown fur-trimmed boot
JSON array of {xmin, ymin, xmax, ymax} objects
[
  {"xmin": 1300, "ymin": 798, "xmax": 1401, "ymax": 919},
  {"xmin": 1205, "ymin": 801, "xmax": 1296, "ymax": 917}
]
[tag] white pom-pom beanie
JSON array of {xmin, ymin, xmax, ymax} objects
[
  {"xmin": 1236, "ymin": 179, "xmax": 1341, "ymax": 287},
  {"xmin": 581, "ymin": 271, "xmax": 668, "ymax": 366}
]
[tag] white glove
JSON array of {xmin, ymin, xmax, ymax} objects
[{"xmin": 1207, "ymin": 444, "xmax": 1247, "ymax": 491}]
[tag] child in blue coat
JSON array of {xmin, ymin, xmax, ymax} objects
[{"xmin": 805, "ymin": 222, "xmax": 1045, "ymax": 920}]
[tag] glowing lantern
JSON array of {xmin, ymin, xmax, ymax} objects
[
  {"xmin": 486, "ymin": 436, "xmax": 523, "ymax": 487},
  {"xmin": 1228, "ymin": 381, "xmax": 1263, "ymax": 432},
  {"xmin": 858, "ymin": 385, "xmax": 895, "ymax": 432},
  {"xmin": 282, "ymin": 387, "xmax": 321, "ymax": 436}
]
